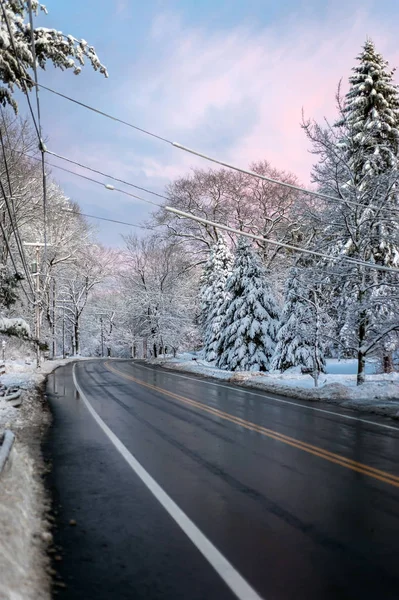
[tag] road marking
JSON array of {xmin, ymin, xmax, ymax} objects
[
  {"xmin": 72, "ymin": 364, "xmax": 264, "ymax": 600},
  {"xmin": 130, "ymin": 361, "xmax": 399, "ymax": 433},
  {"xmin": 105, "ymin": 361, "xmax": 399, "ymax": 489}
]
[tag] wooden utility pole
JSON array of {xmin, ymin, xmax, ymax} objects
[
  {"xmin": 35, "ymin": 244, "xmax": 40, "ymax": 368},
  {"xmin": 52, "ymin": 278, "xmax": 56, "ymax": 359},
  {"xmin": 100, "ymin": 317, "xmax": 104, "ymax": 357},
  {"xmin": 62, "ymin": 300, "xmax": 65, "ymax": 359},
  {"xmin": 24, "ymin": 242, "xmax": 51, "ymax": 368}
]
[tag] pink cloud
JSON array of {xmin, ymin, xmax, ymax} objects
[{"xmin": 118, "ymin": 6, "xmax": 399, "ymax": 185}]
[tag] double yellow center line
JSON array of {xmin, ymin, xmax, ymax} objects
[{"xmin": 105, "ymin": 362, "xmax": 399, "ymax": 489}]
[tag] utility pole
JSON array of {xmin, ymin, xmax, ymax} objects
[
  {"xmin": 52, "ymin": 278, "xmax": 56, "ymax": 359},
  {"xmin": 35, "ymin": 244, "xmax": 40, "ymax": 367},
  {"xmin": 24, "ymin": 242, "xmax": 51, "ymax": 369},
  {"xmin": 100, "ymin": 317, "xmax": 104, "ymax": 357},
  {"xmin": 62, "ymin": 299, "xmax": 65, "ymax": 359}
]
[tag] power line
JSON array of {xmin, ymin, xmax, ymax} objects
[
  {"xmin": 29, "ymin": 80, "xmax": 347, "ymax": 203},
  {"xmin": 21, "ymin": 150, "xmax": 399, "ymax": 275},
  {"xmin": 0, "ymin": 218, "xmax": 32, "ymax": 303},
  {"xmin": 0, "ymin": 1, "xmax": 45, "ymax": 302},
  {"xmin": 0, "ymin": 131, "xmax": 35, "ymax": 295},
  {"xmin": 30, "ymin": 148, "xmax": 399, "ymax": 218},
  {"xmin": 28, "ymin": 80, "xmax": 170, "ymax": 143},
  {"xmin": 21, "ymin": 150, "xmax": 161, "ymax": 208},
  {"xmin": 46, "ymin": 150, "xmax": 169, "ymax": 201},
  {"xmin": 43, "ymin": 148, "xmax": 389, "ymax": 222},
  {"xmin": 18, "ymin": 94, "xmax": 399, "ymax": 218},
  {"xmin": 60, "ymin": 208, "xmax": 149, "ymax": 229},
  {"xmin": 27, "ymin": 0, "xmax": 48, "ymax": 275},
  {"xmin": 165, "ymin": 206, "xmax": 399, "ymax": 275}
]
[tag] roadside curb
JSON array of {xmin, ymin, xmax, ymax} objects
[{"xmin": 0, "ymin": 430, "xmax": 15, "ymax": 476}]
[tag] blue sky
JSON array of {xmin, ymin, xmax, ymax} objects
[{"xmin": 19, "ymin": 0, "xmax": 399, "ymax": 246}]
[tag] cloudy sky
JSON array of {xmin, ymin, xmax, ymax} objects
[{"xmin": 25, "ymin": 0, "xmax": 399, "ymax": 245}]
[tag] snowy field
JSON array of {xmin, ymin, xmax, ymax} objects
[{"xmin": 149, "ymin": 354, "xmax": 399, "ymax": 419}]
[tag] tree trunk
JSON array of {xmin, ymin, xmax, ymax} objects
[
  {"xmin": 153, "ymin": 343, "xmax": 157, "ymax": 358},
  {"xmin": 383, "ymin": 352, "xmax": 394, "ymax": 373},
  {"xmin": 357, "ymin": 285, "xmax": 367, "ymax": 385},
  {"xmin": 74, "ymin": 319, "xmax": 80, "ymax": 355},
  {"xmin": 357, "ymin": 351, "xmax": 366, "ymax": 385}
]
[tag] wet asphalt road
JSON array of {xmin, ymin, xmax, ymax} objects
[{"xmin": 44, "ymin": 359, "xmax": 399, "ymax": 599}]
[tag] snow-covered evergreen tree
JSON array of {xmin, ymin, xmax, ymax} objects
[
  {"xmin": 336, "ymin": 39, "xmax": 399, "ymax": 182},
  {"xmin": 198, "ymin": 237, "xmax": 232, "ymax": 354},
  {"xmin": 303, "ymin": 39, "xmax": 399, "ymax": 383},
  {"xmin": 271, "ymin": 263, "xmax": 326, "ymax": 384},
  {"xmin": 216, "ymin": 237, "xmax": 279, "ymax": 372},
  {"xmin": 198, "ymin": 255, "xmax": 213, "ymax": 336},
  {"xmin": 201, "ymin": 237, "xmax": 233, "ymax": 361},
  {"xmin": 271, "ymin": 266, "xmax": 315, "ymax": 370}
]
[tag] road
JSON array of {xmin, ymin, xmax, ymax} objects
[{"xmin": 44, "ymin": 359, "xmax": 399, "ymax": 599}]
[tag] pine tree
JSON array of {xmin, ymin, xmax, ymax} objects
[
  {"xmin": 198, "ymin": 254, "xmax": 214, "ymax": 337},
  {"xmin": 338, "ymin": 39, "xmax": 399, "ymax": 376},
  {"xmin": 202, "ymin": 237, "xmax": 233, "ymax": 361},
  {"xmin": 215, "ymin": 238, "xmax": 279, "ymax": 372},
  {"xmin": 336, "ymin": 39, "xmax": 399, "ymax": 183},
  {"xmin": 271, "ymin": 264, "xmax": 326, "ymax": 380},
  {"xmin": 303, "ymin": 39, "xmax": 399, "ymax": 384}
]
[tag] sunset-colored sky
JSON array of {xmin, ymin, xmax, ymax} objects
[{"xmin": 25, "ymin": 0, "xmax": 399, "ymax": 245}]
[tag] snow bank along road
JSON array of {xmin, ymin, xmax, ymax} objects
[{"xmin": 44, "ymin": 360, "xmax": 399, "ymax": 599}]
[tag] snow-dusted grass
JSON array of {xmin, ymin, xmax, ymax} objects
[{"xmin": 148, "ymin": 355, "xmax": 399, "ymax": 419}]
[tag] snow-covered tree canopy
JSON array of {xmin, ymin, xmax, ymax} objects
[
  {"xmin": 199, "ymin": 236, "xmax": 233, "ymax": 361},
  {"xmin": 153, "ymin": 161, "xmax": 310, "ymax": 267},
  {"xmin": 0, "ymin": 1, "xmax": 108, "ymax": 111},
  {"xmin": 271, "ymin": 263, "xmax": 326, "ymax": 377},
  {"xmin": 216, "ymin": 237, "xmax": 279, "ymax": 372},
  {"xmin": 336, "ymin": 39, "xmax": 399, "ymax": 180},
  {"xmin": 303, "ymin": 38, "xmax": 399, "ymax": 383},
  {"xmin": 120, "ymin": 235, "xmax": 199, "ymax": 357}
]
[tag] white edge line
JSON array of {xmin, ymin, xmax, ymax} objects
[
  {"xmin": 130, "ymin": 362, "xmax": 399, "ymax": 433},
  {"xmin": 72, "ymin": 363, "xmax": 264, "ymax": 600}
]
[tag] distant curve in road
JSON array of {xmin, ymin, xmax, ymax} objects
[{"xmin": 44, "ymin": 359, "xmax": 399, "ymax": 600}]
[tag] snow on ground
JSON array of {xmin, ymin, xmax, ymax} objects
[
  {"xmin": 0, "ymin": 355, "xmax": 95, "ymax": 600},
  {"xmin": 0, "ymin": 443, "xmax": 51, "ymax": 600},
  {"xmin": 149, "ymin": 355, "xmax": 399, "ymax": 419}
]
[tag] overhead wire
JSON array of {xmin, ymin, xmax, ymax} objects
[
  {"xmin": 60, "ymin": 208, "xmax": 149, "ymax": 230},
  {"xmin": 0, "ymin": 130, "xmax": 35, "ymax": 297},
  {"xmin": 20, "ymin": 150, "xmax": 161, "ymax": 207},
  {"xmin": 0, "ymin": 1, "xmax": 46, "ymax": 303},
  {"xmin": 9, "ymin": 79, "xmax": 396, "ymax": 216},
  {"xmin": 27, "ymin": 0, "xmax": 48, "ymax": 272},
  {"xmin": 24, "ymin": 80, "xmax": 171, "ymax": 143},
  {"xmin": 7, "ymin": 81, "xmax": 393, "ymax": 218},
  {"xmin": 46, "ymin": 148, "xmax": 399, "ymax": 217},
  {"xmin": 45, "ymin": 150, "xmax": 169, "ymax": 201},
  {"xmin": 0, "ymin": 218, "xmax": 32, "ymax": 303},
  {"xmin": 165, "ymin": 206, "xmax": 399, "ymax": 275},
  {"xmin": 19, "ymin": 149, "xmax": 399, "ymax": 275},
  {"xmin": 26, "ymin": 79, "xmax": 349, "ymax": 203}
]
